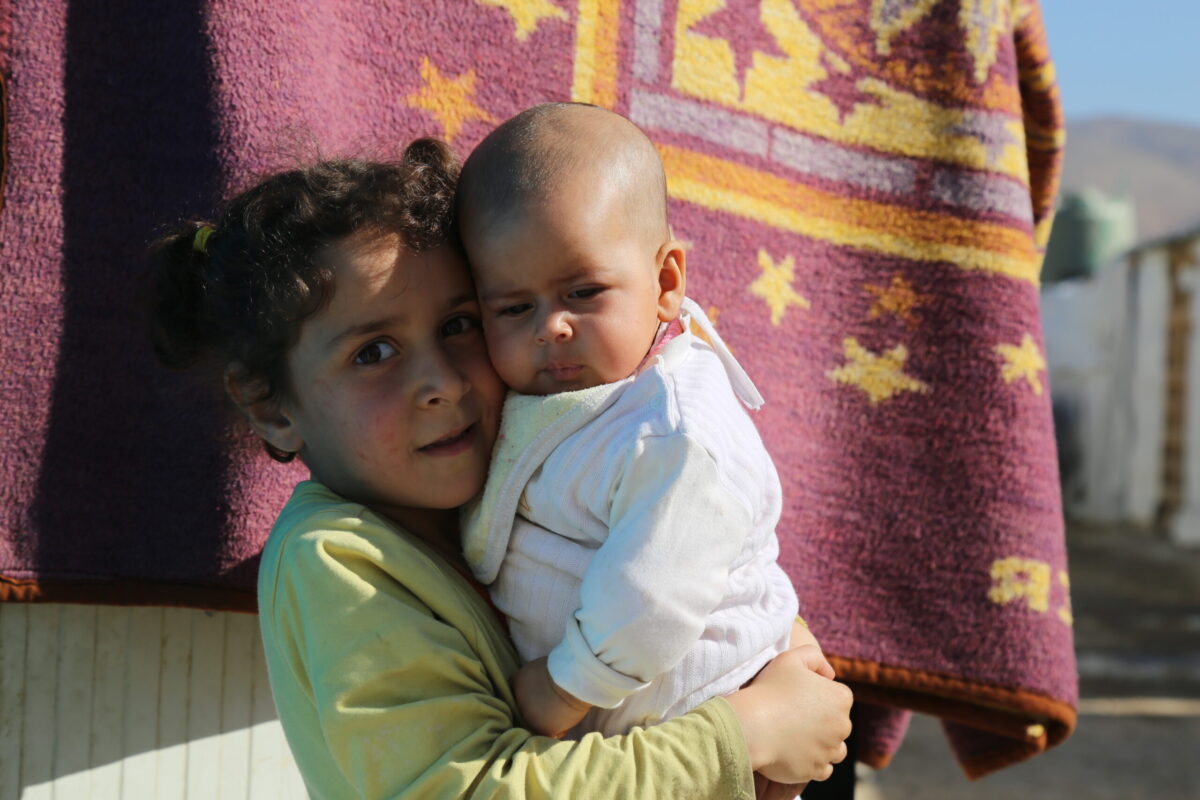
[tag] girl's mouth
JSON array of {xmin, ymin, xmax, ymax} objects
[{"xmin": 419, "ymin": 423, "xmax": 476, "ymax": 456}]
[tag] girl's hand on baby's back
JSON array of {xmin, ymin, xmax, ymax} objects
[{"xmin": 726, "ymin": 647, "xmax": 853, "ymax": 785}]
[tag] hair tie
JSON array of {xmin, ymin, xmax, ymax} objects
[{"xmin": 193, "ymin": 225, "xmax": 216, "ymax": 254}]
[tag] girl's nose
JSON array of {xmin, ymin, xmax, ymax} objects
[
  {"xmin": 415, "ymin": 347, "xmax": 471, "ymax": 408},
  {"xmin": 535, "ymin": 309, "xmax": 572, "ymax": 345}
]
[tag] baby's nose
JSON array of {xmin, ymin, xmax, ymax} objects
[{"xmin": 538, "ymin": 310, "xmax": 572, "ymax": 342}]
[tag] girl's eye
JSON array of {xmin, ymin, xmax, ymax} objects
[
  {"xmin": 569, "ymin": 287, "xmax": 603, "ymax": 300},
  {"xmin": 354, "ymin": 340, "xmax": 398, "ymax": 365},
  {"xmin": 499, "ymin": 303, "xmax": 533, "ymax": 318},
  {"xmin": 441, "ymin": 314, "xmax": 480, "ymax": 338}
]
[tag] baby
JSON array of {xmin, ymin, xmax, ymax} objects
[{"xmin": 457, "ymin": 103, "xmax": 827, "ymax": 739}]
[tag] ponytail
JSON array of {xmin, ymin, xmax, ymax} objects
[{"xmin": 148, "ymin": 221, "xmax": 218, "ymax": 370}]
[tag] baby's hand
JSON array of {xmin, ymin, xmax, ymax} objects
[{"xmin": 512, "ymin": 657, "xmax": 592, "ymax": 738}]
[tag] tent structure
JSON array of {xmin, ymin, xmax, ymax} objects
[{"xmin": 1044, "ymin": 225, "xmax": 1200, "ymax": 544}]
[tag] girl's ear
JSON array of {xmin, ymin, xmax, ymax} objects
[
  {"xmin": 225, "ymin": 367, "xmax": 305, "ymax": 456},
  {"xmin": 655, "ymin": 239, "xmax": 687, "ymax": 322}
]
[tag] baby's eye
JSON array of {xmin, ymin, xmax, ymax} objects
[
  {"xmin": 499, "ymin": 302, "xmax": 533, "ymax": 317},
  {"xmin": 441, "ymin": 314, "xmax": 480, "ymax": 338},
  {"xmin": 354, "ymin": 340, "xmax": 398, "ymax": 365},
  {"xmin": 568, "ymin": 287, "xmax": 603, "ymax": 300}
]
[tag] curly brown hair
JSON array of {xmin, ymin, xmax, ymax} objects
[{"xmin": 147, "ymin": 138, "xmax": 460, "ymax": 462}]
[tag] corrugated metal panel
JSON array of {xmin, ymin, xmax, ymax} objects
[{"xmin": 0, "ymin": 604, "xmax": 306, "ymax": 799}]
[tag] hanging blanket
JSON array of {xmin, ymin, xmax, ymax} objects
[{"xmin": 0, "ymin": 0, "xmax": 1074, "ymax": 777}]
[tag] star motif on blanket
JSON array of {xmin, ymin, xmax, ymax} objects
[
  {"xmin": 406, "ymin": 58, "xmax": 496, "ymax": 143},
  {"xmin": 988, "ymin": 557, "xmax": 1050, "ymax": 612},
  {"xmin": 477, "ymin": 0, "xmax": 568, "ymax": 41},
  {"xmin": 749, "ymin": 248, "xmax": 810, "ymax": 326},
  {"xmin": 995, "ymin": 333, "xmax": 1046, "ymax": 396},
  {"xmin": 869, "ymin": 0, "xmax": 940, "ymax": 55},
  {"xmin": 809, "ymin": 53, "xmax": 881, "ymax": 124},
  {"xmin": 960, "ymin": 0, "xmax": 1008, "ymax": 83},
  {"xmin": 827, "ymin": 338, "xmax": 928, "ymax": 405},
  {"xmin": 864, "ymin": 274, "xmax": 934, "ymax": 328},
  {"xmin": 1057, "ymin": 571, "xmax": 1073, "ymax": 627},
  {"xmin": 690, "ymin": 0, "xmax": 787, "ymax": 99}
]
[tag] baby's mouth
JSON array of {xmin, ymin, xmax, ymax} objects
[{"xmin": 544, "ymin": 364, "xmax": 583, "ymax": 381}]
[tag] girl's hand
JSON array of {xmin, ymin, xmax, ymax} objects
[
  {"xmin": 750, "ymin": 619, "xmax": 840, "ymax": 797},
  {"xmin": 512, "ymin": 657, "xmax": 593, "ymax": 738},
  {"xmin": 726, "ymin": 647, "xmax": 853, "ymax": 785},
  {"xmin": 791, "ymin": 643, "xmax": 836, "ymax": 682},
  {"xmin": 789, "ymin": 620, "xmax": 836, "ymax": 680}
]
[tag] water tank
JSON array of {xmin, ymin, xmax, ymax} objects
[{"xmin": 1041, "ymin": 189, "xmax": 1137, "ymax": 283}]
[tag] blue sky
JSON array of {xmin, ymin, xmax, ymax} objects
[{"xmin": 1040, "ymin": 1, "xmax": 1200, "ymax": 127}]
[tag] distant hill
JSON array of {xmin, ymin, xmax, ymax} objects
[{"xmin": 1059, "ymin": 117, "xmax": 1200, "ymax": 242}]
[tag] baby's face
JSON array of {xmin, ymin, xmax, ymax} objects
[{"xmin": 468, "ymin": 188, "xmax": 668, "ymax": 395}]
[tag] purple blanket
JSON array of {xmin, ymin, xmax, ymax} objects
[{"xmin": 0, "ymin": 0, "xmax": 1075, "ymax": 777}]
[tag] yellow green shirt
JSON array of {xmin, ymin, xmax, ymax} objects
[{"xmin": 257, "ymin": 480, "xmax": 756, "ymax": 799}]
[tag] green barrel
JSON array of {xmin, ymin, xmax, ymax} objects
[{"xmin": 1042, "ymin": 189, "xmax": 1137, "ymax": 283}]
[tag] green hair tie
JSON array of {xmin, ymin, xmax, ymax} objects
[{"xmin": 193, "ymin": 225, "xmax": 215, "ymax": 254}]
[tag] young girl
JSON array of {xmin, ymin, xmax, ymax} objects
[{"xmin": 148, "ymin": 138, "xmax": 851, "ymax": 798}]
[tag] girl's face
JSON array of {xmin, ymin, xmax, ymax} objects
[{"xmin": 269, "ymin": 235, "xmax": 504, "ymax": 528}]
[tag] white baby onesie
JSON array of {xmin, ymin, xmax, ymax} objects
[{"xmin": 461, "ymin": 300, "xmax": 798, "ymax": 736}]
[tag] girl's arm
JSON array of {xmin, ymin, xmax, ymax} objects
[{"xmin": 261, "ymin": 519, "xmax": 758, "ymax": 799}]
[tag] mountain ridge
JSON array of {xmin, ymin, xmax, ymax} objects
[{"xmin": 1058, "ymin": 117, "xmax": 1200, "ymax": 242}]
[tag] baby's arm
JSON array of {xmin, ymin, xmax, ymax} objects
[
  {"xmin": 512, "ymin": 607, "xmax": 831, "ymax": 743},
  {"xmin": 545, "ymin": 433, "xmax": 756, "ymax": 715},
  {"xmin": 512, "ymin": 656, "xmax": 593, "ymax": 737}
]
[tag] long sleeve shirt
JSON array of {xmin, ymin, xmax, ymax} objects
[{"xmin": 257, "ymin": 480, "xmax": 757, "ymax": 799}]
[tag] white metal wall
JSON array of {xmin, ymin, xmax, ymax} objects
[
  {"xmin": 1173, "ymin": 254, "xmax": 1200, "ymax": 545},
  {"xmin": 0, "ymin": 603, "xmax": 306, "ymax": 799},
  {"xmin": 1042, "ymin": 253, "xmax": 1170, "ymax": 525}
]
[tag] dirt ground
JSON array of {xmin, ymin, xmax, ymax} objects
[{"xmin": 857, "ymin": 524, "xmax": 1200, "ymax": 799}]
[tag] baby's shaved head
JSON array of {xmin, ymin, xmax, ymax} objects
[{"xmin": 457, "ymin": 103, "xmax": 669, "ymax": 247}]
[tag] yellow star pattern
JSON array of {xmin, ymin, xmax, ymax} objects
[
  {"xmin": 478, "ymin": 0, "xmax": 568, "ymax": 41},
  {"xmin": 864, "ymin": 274, "xmax": 934, "ymax": 328},
  {"xmin": 406, "ymin": 58, "xmax": 496, "ymax": 144},
  {"xmin": 749, "ymin": 248, "xmax": 810, "ymax": 326},
  {"xmin": 960, "ymin": 0, "xmax": 1008, "ymax": 84},
  {"xmin": 870, "ymin": 0, "xmax": 940, "ymax": 56},
  {"xmin": 827, "ymin": 337, "xmax": 929, "ymax": 405},
  {"xmin": 995, "ymin": 333, "xmax": 1046, "ymax": 396},
  {"xmin": 1057, "ymin": 570, "xmax": 1073, "ymax": 627}
]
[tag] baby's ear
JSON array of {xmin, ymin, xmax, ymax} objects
[
  {"xmin": 225, "ymin": 366, "xmax": 304, "ymax": 456},
  {"xmin": 655, "ymin": 239, "xmax": 687, "ymax": 322}
]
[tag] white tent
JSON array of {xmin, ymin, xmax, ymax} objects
[{"xmin": 1043, "ymin": 226, "xmax": 1200, "ymax": 544}]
